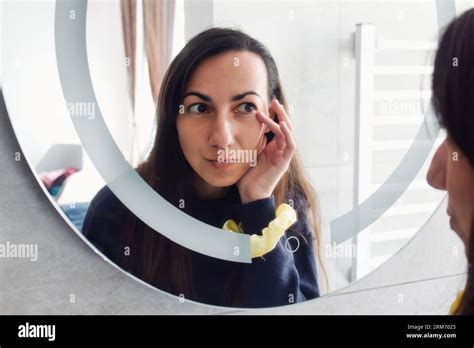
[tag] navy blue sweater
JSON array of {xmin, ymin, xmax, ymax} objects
[{"xmin": 82, "ymin": 184, "xmax": 320, "ymax": 308}]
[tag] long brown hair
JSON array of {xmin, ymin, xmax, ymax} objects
[
  {"xmin": 432, "ymin": 9, "xmax": 474, "ymax": 315},
  {"xmin": 120, "ymin": 27, "xmax": 324, "ymax": 303}
]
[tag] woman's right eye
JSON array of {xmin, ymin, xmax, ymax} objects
[{"xmin": 188, "ymin": 103, "xmax": 209, "ymax": 114}]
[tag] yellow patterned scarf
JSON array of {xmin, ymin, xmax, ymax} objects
[
  {"xmin": 449, "ymin": 291, "xmax": 464, "ymax": 314},
  {"xmin": 222, "ymin": 203, "xmax": 297, "ymax": 258}
]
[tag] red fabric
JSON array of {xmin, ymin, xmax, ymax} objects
[{"xmin": 40, "ymin": 167, "xmax": 78, "ymax": 190}]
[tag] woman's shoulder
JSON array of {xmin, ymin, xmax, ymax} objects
[
  {"xmin": 89, "ymin": 185, "xmax": 126, "ymax": 213},
  {"xmin": 82, "ymin": 185, "xmax": 127, "ymax": 235},
  {"xmin": 81, "ymin": 185, "xmax": 130, "ymax": 259}
]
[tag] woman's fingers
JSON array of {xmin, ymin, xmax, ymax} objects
[
  {"xmin": 272, "ymin": 99, "xmax": 294, "ymax": 132},
  {"xmin": 280, "ymin": 121, "xmax": 296, "ymax": 160},
  {"xmin": 256, "ymin": 111, "xmax": 286, "ymax": 150},
  {"xmin": 256, "ymin": 129, "xmax": 267, "ymax": 155}
]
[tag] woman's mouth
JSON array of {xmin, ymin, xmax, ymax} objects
[{"xmin": 207, "ymin": 158, "xmax": 233, "ymax": 169}]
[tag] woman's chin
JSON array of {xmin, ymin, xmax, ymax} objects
[{"xmin": 204, "ymin": 176, "xmax": 238, "ymax": 188}]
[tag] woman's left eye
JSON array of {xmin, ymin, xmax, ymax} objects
[{"xmin": 236, "ymin": 102, "xmax": 257, "ymax": 114}]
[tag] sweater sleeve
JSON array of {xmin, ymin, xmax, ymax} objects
[{"xmin": 231, "ymin": 196, "xmax": 320, "ymax": 308}]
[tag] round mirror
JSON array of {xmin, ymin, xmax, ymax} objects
[{"xmin": 2, "ymin": 0, "xmax": 461, "ymax": 308}]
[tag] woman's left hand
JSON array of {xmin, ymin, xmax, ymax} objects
[{"xmin": 237, "ymin": 98, "xmax": 296, "ymax": 204}]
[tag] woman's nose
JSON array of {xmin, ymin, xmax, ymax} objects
[
  {"xmin": 427, "ymin": 139, "xmax": 448, "ymax": 191},
  {"xmin": 208, "ymin": 116, "xmax": 235, "ymax": 149}
]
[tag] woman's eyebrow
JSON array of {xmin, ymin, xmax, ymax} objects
[
  {"xmin": 182, "ymin": 91, "xmax": 261, "ymax": 102},
  {"xmin": 231, "ymin": 91, "xmax": 261, "ymax": 101},
  {"xmin": 183, "ymin": 92, "xmax": 211, "ymax": 102}
]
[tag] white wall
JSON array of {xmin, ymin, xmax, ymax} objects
[
  {"xmin": 1, "ymin": 2, "xmax": 132, "ymax": 166},
  {"xmin": 2, "ymin": 0, "xmax": 134, "ymax": 202}
]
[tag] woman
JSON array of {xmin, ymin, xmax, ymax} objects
[
  {"xmin": 82, "ymin": 27, "xmax": 323, "ymax": 308},
  {"xmin": 427, "ymin": 8, "xmax": 474, "ymax": 315}
]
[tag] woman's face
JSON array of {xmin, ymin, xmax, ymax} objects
[
  {"xmin": 427, "ymin": 136, "xmax": 474, "ymax": 249},
  {"xmin": 176, "ymin": 50, "xmax": 271, "ymax": 198}
]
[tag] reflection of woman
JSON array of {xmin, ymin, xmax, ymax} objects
[
  {"xmin": 427, "ymin": 9, "xmax": 473, "ymax": 314},
  {"xmin": 82, "ymin": 28, "xmax": 323, "ymax": 308}
]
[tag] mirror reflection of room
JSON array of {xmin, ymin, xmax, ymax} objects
[{"xmin": 83, "ymin": 5, "xmax": 323, "ymax": 307}]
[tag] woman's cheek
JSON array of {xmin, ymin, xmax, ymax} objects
[
  {"xmin": 180, "ymin": 117, "xmax": 203, "ymax": 140},
  {"xmin": 238, "ymin": 117, "xmax": 263, "ymax": 149}
]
